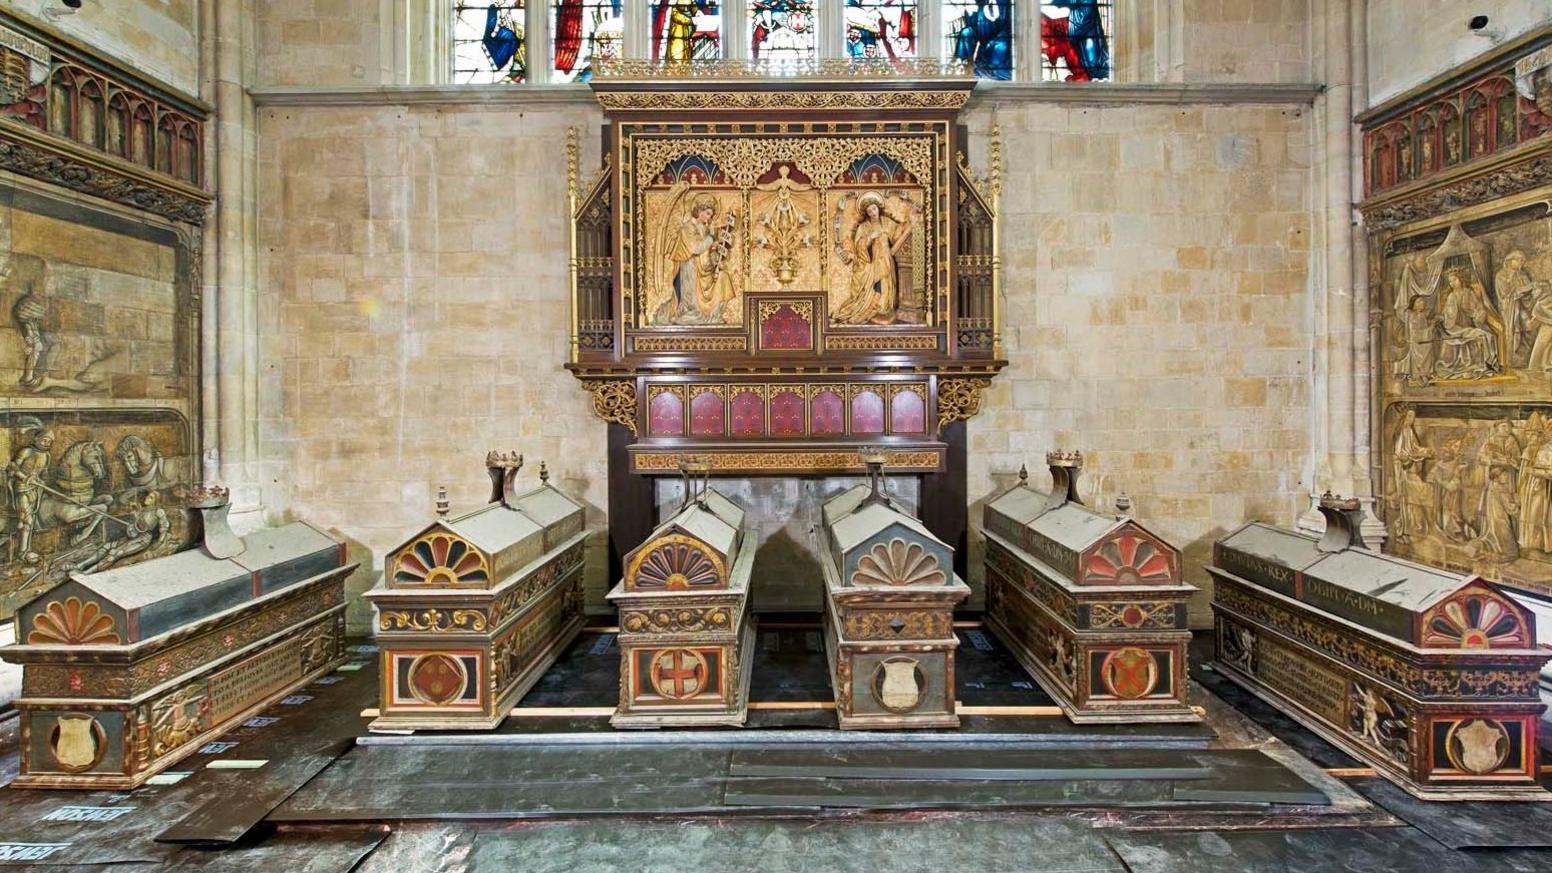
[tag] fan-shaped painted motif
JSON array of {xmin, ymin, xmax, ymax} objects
[
  {"xmin": 1084, "ymin": 533, "xmax": 1173, "ymax": 584},
  {"xmin": 630, "ymin": 536, "xmax": 725, "ymax": 590},
  {"xmin": 28, "ymin": 597, "xmax": 120, "ymax": 645},
  {"xmin": 852, "ymin": 538, "xmax": 947, "ymax": 587},
  {"xmin": 1421, "ymin": 592, "xmax": 1528, "ymax": 649},
  {"xmin": 393, "ymin": 532, "xmax": 489, "ymax": 587}
]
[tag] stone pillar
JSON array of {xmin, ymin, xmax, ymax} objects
[
  {"xmin": 1299, "ymin": 0, "xmax": 1385, "ymax": 546},
  {"xmin": 207, "ymin": 0, "xmax": 264, "ymax": 531}
]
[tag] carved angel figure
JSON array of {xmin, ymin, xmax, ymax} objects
[
  {"xmin": 832, "ymin": 191, "xmax": 919, "ymax": 326},
  {"xmin": 654, "ymin": 186, "xmax": 738, "ymax": 326}
]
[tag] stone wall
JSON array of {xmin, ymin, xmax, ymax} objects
[
  {"xmin": 255, "ymin": 0, "xmax": 389, "ymax": 87},
  {"xmin": 1366, "ymin": 0, "xmax": 1549, "ymax": 104},
  {"xmin": 1180, "ymin": 0, "xmax": 1311, "ymax": 83},
  {"xmin": 255, "ymin": 100, "xmax": 612, "ymax": 626},
  {"xmin": 7, "ymin": 0, "xmax": 201, "ymax": 96},
  {"xmin": 257, "ymin": 95, "xmax": 1311, "ymax": 625},
  {"xmin": 963, "ymin": 100, "xmax": 1311, "ymax": 621}
]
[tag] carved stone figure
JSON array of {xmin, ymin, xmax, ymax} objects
[
  {"xmin": 1496, "ymin": 250, "xmax": 1543, "ymax": 366},
  {"xmin": 833, "ymin": 191, "xmax": 918, "ymax": 325},
  {"xmin": 74, "ymin": 492, "xmax": 169, "ymax": 574},
  {"xmin": 1392, "ymin": 410, "xmax": 1435, "ymax": 539},
  {"xmin": 1400, "ymin": 294, "xmax": 1438, "ymax": 384},
  {"xmin": 5, "ymin": 423, "xmax": 52, "ymax": 561},
  {"xmin": 1520, "ymin": 438, "xmax": 1552, "ymax": 554},
  {"xmin": 1437, "ymin": 268, "xmax": 1501, "ymax": 379},
  {"xmin": 1478, "ymin": 468, "xmax": 1520, "ymax": 563},
  {"xmin": 1435, "ymin": 437, "xmax": 1470, "ymax": 541},
  {"xmin": 1518, "ymin": 415, "xmax": 1548, "ymax": 539},
  {"xmin": 9, "ymin": 280, "xmax": 118, "ymax": 394},
  {"xmin": 12, "ymin": 289, "xmax": 47, "ymax": 389},
  {"xmin": 1527, "ymin": 286, "xmax": 1552, "ymax": 375},
  {"xmin": 1480, "ymin": 419, "xmax": 1522, "ymax": 499},
  {"xmin": 114, "ymin": 435, "xmax": 163, "ymax": 497}
]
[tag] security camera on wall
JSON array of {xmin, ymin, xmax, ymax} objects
[{"xmin": 1468, "ymin": 15, "xmax": 1505, "ymax": 40}]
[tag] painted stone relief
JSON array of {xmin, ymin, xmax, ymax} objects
[
  {"xmin": 1383, "ymin": 404, "xmax": 1552, "ymax": 596},
  {"xmin": 0, "ymin": 410, "xmax": 194, "ymax": 618},
  {"xmin": 638, "ymin": 149, "xmax": 928, "ymax": 330},
  {"xmin": 1377, "ymin": 193, "xmax": 1552, "ymax": 599},
  {"xmin": 0, "ymin": 186, "xmax": 199, "ymax": 621},
  {"xmin": 0, "ymin": 208, "xmax": 186, "ymax": 401},
  {"xmin": 1381, "ymin": 202, "xmax": 1552, "ymax": 391}
]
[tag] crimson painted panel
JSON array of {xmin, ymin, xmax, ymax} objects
[
  {"xmin": 851, "ymin": 390, "xmax": 885, "ymax": 434},
  {"xmin": 769, "ymin": 390, "xmax": 805, "ymax": 436},
  {"xmin": 730, "ymin": 390, "xmax": 765, "ymax": 436},
  {"xmin": 760, "ymin": 304, "xmax": 812, "ymax": 350},
  {"xmin": 648, "ymin": 390, "xmax": 684, "ymax": 435},
  {"xmin": 690, "ymin": 391, "xmax": 725, "ymax": 436},
  {"xmin": 891, "ymin": 389, "xmax": 926, "ymax": 433},
  {"xmin": 811, "ymin": 390, "xmax": 844, "ymax": 435}
]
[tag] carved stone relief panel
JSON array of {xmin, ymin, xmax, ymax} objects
[
  {"xmin": 0, "ymin": 182, "xmax": 199, "ymax": 621},
  {"xmin": 1381, "ymin": 403, "xmax": 1552, "ymax": 598}
]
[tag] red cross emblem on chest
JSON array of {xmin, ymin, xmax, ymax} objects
[{"xmin": 649, "ymin": 648, "xmax": 709, "ymax": 699}]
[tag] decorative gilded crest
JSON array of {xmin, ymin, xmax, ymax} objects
[
  {"xmin": 392, "ymin": 532, "xmax": 490, "ymax": 587},
  {"xmin": 584, "ymin": 380, "xmax": 638, "ymax": 435},
  {"xmin": 28, "ymin": 596, "xmax": 120, "ymax": 645},
  {"xmin": 937, "ymin": 377, "xmax": 990, "ymax": 427}
]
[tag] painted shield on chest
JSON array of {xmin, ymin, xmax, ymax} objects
[
  {"xmin": 1100, "ymin": 647, "xmax": 1159, "ymax": 700},
  {"xmin": 872, "ymin": 657, "xmax": 924, "ymax": 713},
  {"xmin": 50, "ymin": 714, "xmax": 105, "ymax": 772},
  {"xmin": 1448, "ymin": 719, "xmax": 1510, "ymax": 775}
]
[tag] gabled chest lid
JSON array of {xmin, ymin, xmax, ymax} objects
[{"xmin": 511, "ymin": 484, "xmax": 584, "ymax": 530}]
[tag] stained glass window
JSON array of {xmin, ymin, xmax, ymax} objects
[
  {"xmin": 551, "ymin": 0, "xmax": 625, "ymax": 83},
  {"xmin": 845, "ymin": 0, "xmax": 917, "ymax": 60},
  {"xmin": 748, "ymin": 0, "xmax": 816, "ymax": 63},
  {"xmin": 454, "ymin": 1, "xmax": 527, "ymax": 83},
  {"xmin": 942, "ymin": 0, "xmax": 1012, "ymax": 79},
  {"xmin": 650, "ymin": 0, "xmax": 723, "ymax": 63},
  {"xmin": 1039, "ymin": 1, "xmax": 1111, "ymax": 81}
]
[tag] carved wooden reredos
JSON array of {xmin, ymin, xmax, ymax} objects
[
  {"xmin": 565, "ymin": 61, "xmax": 1006, "ymax": 578},
  {"xmin": 567, "ymin": 62, "xmax": 1005, "ymax": 473}
]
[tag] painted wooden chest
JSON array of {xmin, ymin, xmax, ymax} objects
[
  {"xmin": 365, "ymin": 455, "xmax": 589, "ymax": 731},
  {"xmin": 983, "ymin": 452, "xmax": 1198, "ymax": 724},
  {"xmin": 608, "ymin": 480, "xmax": 754, "ymax": 728},
  {"xmin": 818, "ymin": 460, "xmax": 969, "ymax": 729},
  {"xmin": 1, "ymin": 487, "xmax": 353, "ymax": 789},
  {"xmin": 1208, "ymin": 495, "xmax": 1551, "ymax": 800}
]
